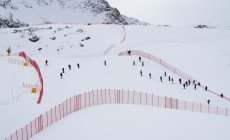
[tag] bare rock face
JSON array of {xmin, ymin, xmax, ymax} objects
[{"xmin": 0, "ymin": 0, "xmax": 148, "ymax": 28}]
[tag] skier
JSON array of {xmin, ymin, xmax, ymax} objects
[
  {"xmin": 193, "ymin": 80, "xmax": 196, "ymax": 85},
  {"xmin": 220, "ymin": 93, "xmax": 224, "ymax": 98},
  {"xmin": 198, "ymin": 82, "xmax": 201, "ymax": 86},
  {"xmin": 68, "ymin": 64, "xmax": 71, "ymax": 70},
  {"xmin": 207, "ymin": 99, "xmax": 210, "ymax": 105},
  {"xmin": 188, "ymin": 79, "xmax": 191, "ymax": 85},
  {"xmin": 139, "ymin": 56, "xmax": 141, "ymax": 62},
  {"xmin": 194, "ymin": 84, "xmax": 197, "ymax": 90},
  {"xmin": 205, "ymin": 86, "xmax": 208, "ymax": 91},
  {"xmin": 142, "ymin": 61, "xmax": 144, "ymax": 67},
  {"xmin": 171, "ymin": 78, "xmax": 174, "ymax": 84},
  {"xmin": 60, "ymin": 72, "xmax": 63, "ymax": 79},
  {"xmin": 140, "ymin": 70, "xmax": 143, "ymax": 76},
  {"xmin": 164, "ymin": 71, "xmax": 166, "ymax": 77},
  {"xmin": 149, "ymin": 73, "xmax": 151, "ymax": 79},
  {"xmin": 168, "ymin": 76, "xmax": 171, "ymax": 81},
  {"xmin": 77, "ymin": 63, "xmax": 80, "ymax": 69},
  {"xmin": 128, "ymin": 50, "xmax": 131, "ymax": 55},
  {"xmin": 160, "ymin": 76, "xmax": 162, "ymax": 82},
  {"xmin": 62, "ymin": 68, "xmax": 65, "ymax": 73},
  {"xmin": 133, "ymin": 61, "xmax": 135, "ymax": 66},
  {"xmin": 185, "ymin": 81, "xmax": 188, "ymax": 86},
  {"xmin": 179, "ymin": 78, "xmax": 182, "ymax": 84},
  {"xmin": 104, "ymin": 60, "xmax": 107, "ymax": 66},
  {"xmin": 183, "ymin": 84, "xmax": 186, "ymax": 89},
  {"xmin": 45, "ymin": 60, "xmax": 48, "ymax": 66}
]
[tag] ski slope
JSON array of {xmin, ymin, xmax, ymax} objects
[{"xmin": 0, "ymin": 24, "xmax": 230, "ymax": 139}]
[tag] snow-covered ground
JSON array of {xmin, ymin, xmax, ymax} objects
[{"xmin": 0, "ymin": 24, "xmax": 230, "ymax": 139}]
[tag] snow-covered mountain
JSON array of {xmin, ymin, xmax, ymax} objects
[{"xmin": 0, "ymin": 0, "xmax": 148, "ymax": 28}]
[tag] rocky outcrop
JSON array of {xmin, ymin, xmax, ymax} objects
[{"xmin": 0, "ymin": 0, "xmax": 148, "ymax": 28}]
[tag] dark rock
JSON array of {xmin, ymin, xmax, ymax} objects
[
  {"xmin": 195, "ymin": 25, "xmax": 209, "ymax": 29},
  {"xmin": 29, "ymin": 36, "xmax": 39, "ymax": 42},
  {"xmin": 50, "ymin": 37, "xmax": 56, "ymax": 40},
  {"xmin": 85, "ymin": 36, "xmax": 90, "ymax": 40}
]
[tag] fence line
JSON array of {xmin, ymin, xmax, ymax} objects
[
  {"xmin": 5, "ymin": 89, "xmax": 230, "ymax": 140},
  {"xmin": 118, "ymin": 50, "xmax": 230, "ymax": 101},
  {"xmin": 22, "ymin": 83, "xmax": 42, "ymax": 91},
  {"xmin": 8, "ymin": 57, "xmax": 32, "ymax": 67}
]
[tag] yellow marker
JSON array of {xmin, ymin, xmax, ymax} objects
[
  {"xmin": 31, "ymin": 88, "xmax": 36, "ymax": 94},
  {"xmin": 24, "ymin": 62, "xmax": 28, "ymax": 66}
]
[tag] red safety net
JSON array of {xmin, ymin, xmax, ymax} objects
[
  {"xmin": 18, "ymin": 52, "xmax": 43, "ymax": 104},
  {"xmin": 5, "ymin": 89, "xmax": 230, "ymax": 140}
]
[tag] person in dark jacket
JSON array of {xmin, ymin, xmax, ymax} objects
[
  {"xmin": 45, "ymin": 60, "xmax": 48, "ymax": 66},
  {"xmin": 133, "ymin": 61, "xmax": 135, "ymax": 66},
  {"xmin": 179, "ymin": 78, "xmax": 182, "ymax": 84},
  {"xmin": 140, "ymin": 70, "xmax": 143, "ymax": 76},
  {"xmin": 128, "ymin": 50, "xmax": 131, "ymax": 55},
  {"xmin": 149, "ymin": 73, "xmax": 151, "ymax": 79},
  {"xmin": 207, "ymin": 99, "xmax": 210, "ymax": 105},
  {"xmin": 205, "ymin": 86, "xmax": 208, "ymax": 91},
  {"xmin": 62, "ymin": 68, "xmax": 65, "ymax": 73},
  {"xmin": 139, "ymin": 56, "xmax": 141, "ymax": 62},
  {"xmin": 68, "ymin": 64, "xmax": 71, "ymax": 70},
  {"xmin": 164, "ymin": 71, "xmax": 167, "ymax": 77},
  {"xmin": 168, "ymin": 76, "xmax": 171, "ymax": 81},
  {"xmin": 104, "ymin": 60, "xmax": 107, "ymax": 66},
  {"xmin": 77, "ymin": 63, "xmax": 80, "ymax": 68},
  {"xmin": 60, "ymin": 72, "xmax": 63, "ymax": 79},
  {"xmin": 188, "ymin": 79, "xmax": 191, "ymax": 85},
  {"xmin": 183, "ymin": 84, "xmax": 186, "ymax": 89},
  {"xmin": 194, "ymin": 84, "xmax": 197, "ymax": 90},
  {"xmin": 142, "ymin": 61, "xmax": 144, "ymax": 67},
  {"xmin": 160, "ymin": 76, "xmax": 162, "ymax": 82},
  {"xmin": 220, "ymin": 93, "xmax": 224, "ymax": 98}
]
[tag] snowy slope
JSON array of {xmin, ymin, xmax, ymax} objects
[
  {"xmin": 0, "ymin": 0, "xmax": 148, "ymax": 28},
  {"xmin": 0, "ymin": 24, "xmax": 230, "ymax": 139}
]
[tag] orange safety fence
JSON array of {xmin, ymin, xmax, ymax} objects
[
  {"xmin": 118, "ymin": 50, "xmax": 230, "ymax": 101},
  {"xmin": 5, "ymin": 89, "xmax": 230, "ymax": 140},
  {"xmin": 8, "ymin": 57, "xmax": 31, "ymax": 67},
  {"xmin": 22, "ymin": 83, "xmax": 42, "ymax": 91}
]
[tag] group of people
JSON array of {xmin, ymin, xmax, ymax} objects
[
  {"xmin": 131, "ymin": 54, "xmax": 222, "ymax": 105},
  {"xmin": 59, "ymin": 60, "xmax": 108, "ymax": 79}
]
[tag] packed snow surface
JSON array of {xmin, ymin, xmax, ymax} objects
[{"xmin": 0, "ymin": 24, "xmax": 230, "ymax": 139}]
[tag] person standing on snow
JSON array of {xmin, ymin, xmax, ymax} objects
[
  {"xmin": 139, "ymin": 56, "xmax": 141, "ymax": 62},
  {"xmin": 149, "ymin": 73, "xmax": 151, "ymax": 79},
  {"xmin": 160, "ymin": 76, "xmax": 162, "ymax": 82},
  {"xmin": 60, "ymin": 72, "xmax": 63, "ymax": 79},
  {"xmin": 128, "ymin": 50, "xmax": 131, "ymax": 55},
  {"xmin": 7, "ymin": 46, "xmax": 11, "ymax": 56},
  {"xmin": 68, "ymin": 64, "xmax": 71, "ymax": 70},
  {"xmin": 179, "ymin": 78, "xmax": 182, "ymax": 84},
  {"xmin": 62, "ymin": 68, "xmax": 65, "ymax": 73},
  {"xmin": 104, "ymin": 60, "xmax": 107, "ymax": 66},
  {"xmin": 45, "ymin": 60, "xmax": 48, "ymax": 66},
  {"xmin": 140, "ymin": 70, "xmax": 143, "ymax": 76},
  {"xmin": 164, "ymin": 71, "xmax": 167, "ymax": 77},
  {"xmin": 77, "ymin": 63, "xmax": 80, "ymax": 69},
  {"xmin": 133, "ymin": 61, "xmax": 135, "ymax": 66},
  {"xmin": 142, "ymin": 61, "xmax": 144, "ymax": 67},
  {"xmin": 207, "ymin": 99, "xmax": 210, "ymax": 105}
]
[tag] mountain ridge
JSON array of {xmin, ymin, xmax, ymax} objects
[{"xmin": 0, "ymin": 0, "xmax": 148, "ymax": 28}]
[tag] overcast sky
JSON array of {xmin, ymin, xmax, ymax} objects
[{"xmin": 106, "ymin": 0, "xmax": 230, "ymax": 26}]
